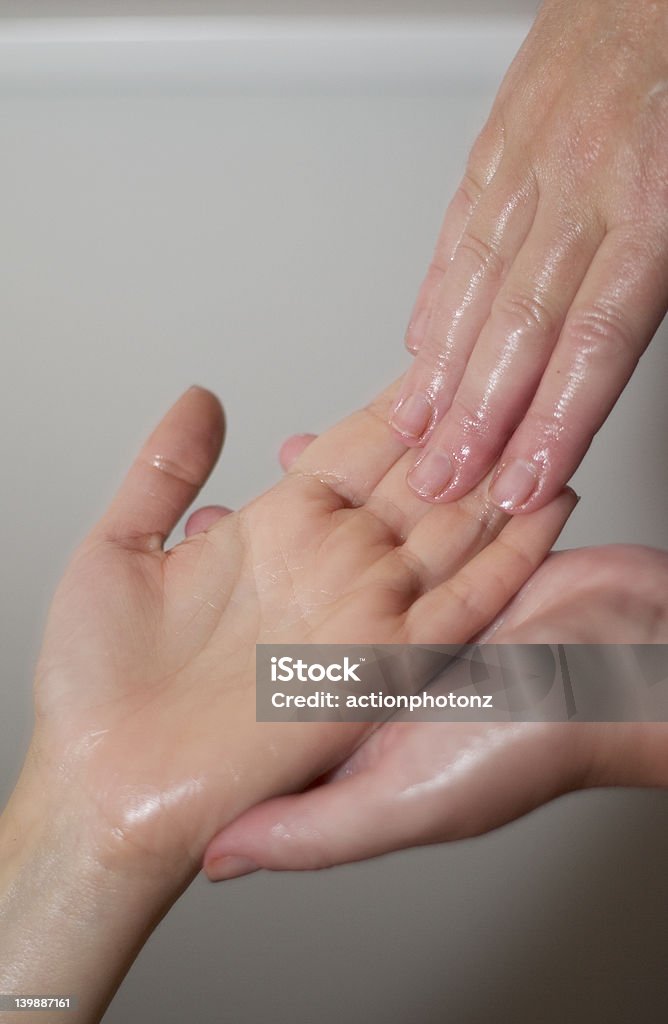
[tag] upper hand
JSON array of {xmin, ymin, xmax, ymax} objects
[{"xmin": 390, "ymin": 0, "xmax": 667, "ymax": 512}]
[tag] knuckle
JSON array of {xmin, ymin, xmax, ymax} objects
[
  {"xmin": 494, "ymin": 534, "xmax": 537, "ymax": 579},
  {"xmin": 457, "ymin": 170, "xmax": 484, "ymax": 210},
  {"xmin": 395, "ymin": 545, "xmax": 430, "ymax": 596},
  {"xmin": 646, "ymin": 78, "xmax": 668, "ymax": 119},
  {"xmin": 455, "ymin": 229, "xmax": 505, "ymax": 282},
  {"xmin": 142, "ymin": 453, "xmax": 201, "ymax": 488},
  {"xmin": 637, "ymin": 73, "xmax": 668, "ymax": 145},
  {"xmin": 426, "ymin": 254, "xmax": 448, "ymax": 278},
  {"xmin": 449, "ymin": 395, "xmax": 490, "ymax": 439},
  {"xmin": 523, "ymin": 405, "xmax": 575, "ymax": 446},
  {"xmin": 493, "ymin": 288, "xmax": 557, "ymax": 342},
  {"xmin": 444, "ymin": 572, "xmax": 487, "ymax": 625},
  {"xmin": 467, "ymin": 113, "xmax": 505, "ymax": 183},
  {"xmin": 566, "ymin": 299, "xmax": 637, "ymax": 360}
]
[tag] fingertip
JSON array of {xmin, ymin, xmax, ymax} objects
[
  {"xmin": 186, "ymin": 383, "xmax": 215, "ymax": 398},
  {"xmin": 406, "ymin": 447, "xmax": 456, "ymax": 502},
  {"xmin": 183, "ymin": 384, "xmax": 225, "ymax": 436},
  {"xmin": 204, "ymin": 854, "xmax": 260, "ymax": 883},
  {"xmin": 503, "ymin": 483, "xmax": 579, "ymax": 534},
  {"xmin": 404, "ymin": 332, "xmax": 421, "ymax": 356},
  {"xmin": 488, "ymin": 458, "xmax": 540, "ymax": 513},
  {"xmin": 389, "ymin": 392, "xmax": 435, "ymax": 446},
  {"xmin": 168, "ymin": 386, "xmax": 226, "ymax": 476},
  {"xmin": 545, "ymin": 485, "xmax": 579, "ymax": 520},
  {"xmin": 559, "ymin": 486, "xmax": 580, "ymax": 521},
  {"xmin": 279, "ymin": 433, "xmax": 317, "ymax": 471},
  {"xmin": 93, "ymin": 385, "xmax": 227, "ymax": 547},
  {"xmin": 489, "ymin": 465, "xmax": 580, "ymax": 517},
  {"xmin": 184, "ymin": 504, "xmax": 233, "ymax": 537}
]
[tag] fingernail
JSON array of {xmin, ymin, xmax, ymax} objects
[
  {"xmin": 489, "ymin": 459, "xmax": 539, "ymax": 510},
  {"xmin": 405, "ymin": 304, "xmax": 429, "ymax": 353},
  {"xmin": 206, "ymin": 854, "xmax": 259, "ymax": 882},
  {"xmin": 407, "ymin": 449, "xmax": 454, "ymax": 499},
  {"xmin": 390, "ymin": 393, "xmax": 434, "ymax": 440}
]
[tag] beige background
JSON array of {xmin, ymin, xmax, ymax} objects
[{"xmin": 1, "ymin": 4, "xmax": 667, "ymax": 1022}]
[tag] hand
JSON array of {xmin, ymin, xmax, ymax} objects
[
  {"xmin": 202, "ymin": 484, "xmax": 668, "ymax": 878},
  {"xmin": 24, "ymin": 383, "xmax": 574, "ymax": 876},
  {"xmin": 390, "ymin": 0, "xmax": 668, "ymax": 512},
  {"xmin": 1, "ymin": 384, "xmax": 574, "ymax": 1018}
]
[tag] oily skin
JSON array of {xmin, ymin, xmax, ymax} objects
[
  {"xmin": 203, "ymin": 437, "xmax": 668, "ymax": 880},
  {"xmin": 390, "ymin": 0, "xmax": 668, "ymax": 512},
  {"xmin": 0, "ymin": 384, "xmax": 574, "ymax": 1024}
]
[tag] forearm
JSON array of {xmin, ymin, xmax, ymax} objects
[
  {"xmin": 0, "ymin": 722, "xmax": 359, "ymax": 1023},
  {"xmin": 0, "ymin": 759, "xmax": 193, "ymax": 1024}
]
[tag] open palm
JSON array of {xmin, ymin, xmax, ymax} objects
[{"xmin": 28, "ymin": 384, "xmax": 573, "ymax": 880}]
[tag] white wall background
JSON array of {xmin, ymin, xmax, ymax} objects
[
  {"xmin": 1, "ymin": 10, "xmax": 667, "ymax": 1023},
  {"xmin": 1, "ymin": 1, "xmax": 543, "ymax": 17}
]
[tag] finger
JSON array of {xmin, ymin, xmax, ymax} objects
[
  {"xmin": 494, "ymin": 546, "xmax": 668, "ymax": 646},
  {"xmin": 406, "ymin": 488, "xmax": 577, "ymax": 643},
  {"xmin": 204, "ymin": 714, "xmax": 576, "ymax": 876},
  {"xmin": 405, "ymin": 116, "xmax": 506, "ymax": 355},
  {"xmin": 488, "ymin": 229, "xmax": 668, "ymax": 512},
  {"xmin": 288, "ymin": 423, "xmax": 499, "ymax": 544},
  {"xmin": 184, "ymin": 505, "xmax": 233, "ymax": 537},
  {"xmin": 492, "ymin": 545, "xmax": 668, "ymax": 642},
  {"xmin": 391, "ymin": 167, "xmax": 539, "ymax": 445},
  {"xmin": 204, "ymin": 753, "xmax": 427, "ymax": 877},
  {"xmin": 367, "ymin": 456, "xmax": 506, "ymax": 563},
  {"xmin": 405, "ymin": 186, "xmax": 484, "ymax": 356},
  {"xmin": 279, "ymin": 433, "xmax": 316, "ymax": 472},
  {"xmin": 405, "ymin": 206, "xmax": 603, "ymax": 502},
  {"xmin": 404, "ymin": 262, "xmax": 448, "ymax": 356},
  {"xmin": 365, "ymin": 464, "xmax": 560, "ymax": 610},
  {"xmin": 287, "ymin": 378, "xmax": 407, "ymax": 506},
  {"xmin": 394, "ymin": 475, "xmax": 509, "ymax": 589},
  {"xmin": 91, "ymin": 386, "xmax": 225, "ymax": 551}
]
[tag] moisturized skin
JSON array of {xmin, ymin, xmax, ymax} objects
[
  {"xmin": 0, "ymin": 384, "xmax": 574, "ymax": 1024},
  {"xmin": 390, "ymin": 0, "xmax": 668, "ymax": 512},
  {"xmin": 203, "ymin": 437, "xmax": 668, "ymax": 881}
]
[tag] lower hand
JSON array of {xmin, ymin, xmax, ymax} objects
[{"xmin": 1, "ymin": 382, "xmax": 575, "ymax": 1020}]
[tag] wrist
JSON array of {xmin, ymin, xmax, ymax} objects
[
  {"xmin": 0, "ymin": 741, "xmax": 196, "ymax": 895},
  {"xmin": 0, "ymin": 751, "xmax": 193, "ymax": 1024}
]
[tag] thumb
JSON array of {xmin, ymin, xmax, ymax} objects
[
  {"xmin": 203, "ymin": 758, "xmax": 427, "ymax": 881},
  {"xmin": 203, "ymin": 719, "xmax": 585, "ymax": 881},
  {"xmin": 90, "ymin": 386, "xmax": 225, "ymax": 551}
]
